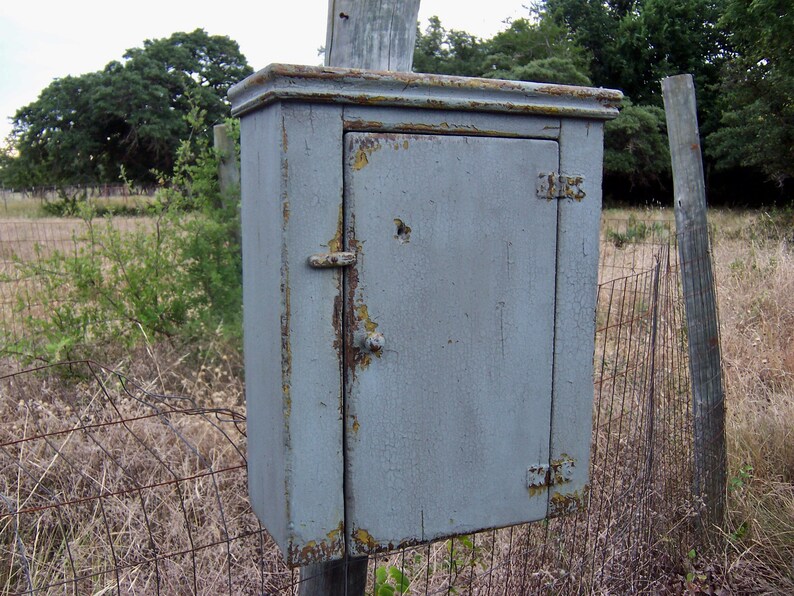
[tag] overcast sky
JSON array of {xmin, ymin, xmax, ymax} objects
[{"xmin": 0, "ymin": 1, "xmax": 532, "ymax": 145}]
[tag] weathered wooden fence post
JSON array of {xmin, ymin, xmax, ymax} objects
[
  {"xmin": 661, "ymin": 74, "xmax": 726, "ymax": 539},
  {"xmin": 298, "ymin": 2, "xmax": 421, "ymax": 594},
  {"xmin": 213, "ymin": 124, "xmax": 240, "ymax": 200},
  {"xmin": 213, "ymin": 123, "xmax": 242, "ymax": 245}
]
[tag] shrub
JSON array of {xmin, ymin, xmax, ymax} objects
[{"xmin": 10, "ymin": 112, "xmax": 242, "ymax": 362}]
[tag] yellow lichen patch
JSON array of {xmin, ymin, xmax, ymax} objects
[
  {"xmin": 549, "ymin": 488, "xmax": 588, "ymax": 518},
  {"xmin": 356, "ymin": 304, "xmax": 378, "ymax": 333},
  {"xmin": 327, "ymin": 204, "xmax": 344, "ymax": 253},
  {"xmin": 352, "ymin": 149, "xmax": 369, "ymax": 170},
  {"xmin": 326, "ymin": 522, "xmax": 343, "ymax": 545},
  {"xmin": 528, "ymin": 486, "xmax": 547, "ymax": 498},
  {"xmin": 351, "ymin": 138, "xmax": 382, "ymax": 170},
  {"xmin": 282, "ymin": 383, "xmax": 292, "ymax": 418},
  {"xmin": 287, "ymin": 524, "xmax": 345, "ymax": 565},
  {"xmin": 353, "ymin": 528, "xmax": 378, "ymax": 552},
  {"xmin": 358, "ymin": 353, "xmax": 372, "ymax": 369}
]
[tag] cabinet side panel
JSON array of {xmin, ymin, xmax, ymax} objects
[
  {"xmin": 549, "ymin": 119, "xmax": 604, "ymax": 516},
  {"xmin": 241, "ymin": 105, "xmax": 288, "ymax": 549},
  {"xmin": 281, "ymin": 103, "xmax": 346, "ymax": 563}
]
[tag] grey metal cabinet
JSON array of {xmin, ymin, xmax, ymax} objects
[{"xmin": 229, "ymin": 65, "xmax": 621, "ymax": 565}]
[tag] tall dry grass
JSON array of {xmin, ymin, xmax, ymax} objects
[
  {"xmin": 709, "ymin": 209, "xmax": 794, "ymax": 593},
  {"xmin": 2, "ymin": 208, "xmax": 793, "ymax": 594}
]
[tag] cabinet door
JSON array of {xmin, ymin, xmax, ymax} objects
[{"xmin": 343, "ymin": 132, "xmax": 560, "ymax": 553}]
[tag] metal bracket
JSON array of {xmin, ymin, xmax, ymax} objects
[
  {"xmin": 308, "ymin": 252, "xmax": 357, "ymax": 268},
  {"xmin": 537, "ymin": 173, "xmax": 586, "ymax": 201},
  {"xmin": 526, "ymin": 457, "xmax": 576, "ymax": 489}
]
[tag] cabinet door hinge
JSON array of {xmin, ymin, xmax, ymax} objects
[
  {"xmin": 537, "ymin": 173, "xmax": 586, "ymax": 201},
  {"xmin": 527, "ymin": 457, "xmax": 576, "ymax": 489}
]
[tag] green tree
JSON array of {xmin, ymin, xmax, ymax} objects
[
  {"xmin": 414, "ymin": 13, "xmax": 591, "ymax": 85},
  {"xmin": 413, "ymin": 16, "xmax": 488, "ymax": 76},
  {"xmin": 482, "ymin": 14, "xmax": 592, "ymax": 85},
  {"xmin": 603, "ymin": 100, "xmax": 671, "ymax": 192},
  {"xmin": 546, "ymin": 0, "xmax": 726, "ymax": 101},
  {"xmin": 544, "ymin": 0, "xmax": 625, "ymax": 89},
  {"xmin": 707, "ymin": 0, "xmax": 793, "ymax": 188},
  {"xmin": 1, "ymin": 29, "xmax": 252, "ymax": 188}
]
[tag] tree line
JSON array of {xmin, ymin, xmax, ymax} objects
[
  {"xmin": 1, "ymin": 1, "xmax": 792, "ymax": 204},
  {"xmin": 414, "ymin": 0, "xmax": 792, "ymax": 204},
  {"xmin": 0, "ymin": 29, "xmax": 252, "ymax": 189}
]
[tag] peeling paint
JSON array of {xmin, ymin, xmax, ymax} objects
[
  {"xmin": 550, "ymin": 455, "xmax": 576, "ymax": 485},
  {"xmin": 328, "ymin": 204, "xmax": 344, "ymax": 253},
  {"xmin": 287, "ymin": 523, "xmax": 344, "ymax": 565},
  {"xmin": 280, "ymin": 251, "xmax": 292, "ymax": 420},
  {"xmin": 349, "ymin": 527, "xmax": 483, "ymax": 556},
  {"xmin": 344, "ymin": 120, "xmax": 525, "ymax": 138},
  {"xmin": 344, "ymin": 232, "xmax": 364, "ymax": 378},
  {"xmin": 393, "ymin": 218, "xmax": 411, "ymax": 243},
  {"xmin": 356, "ymin": 304, "xmax": 378, "ymax": 333},
  {"xmin": 332, "ymin": 293, "xmax": 343, "ymax": 357},
  {"xmin": 351, "ymin": 136, "xmax": 383, "ymax": 170},
  {"xmin": 526, "ymin": 457, "xmax": 576, "ymax": 490},
  {"xmin": 353, "ymin": 528, "xmax": 378, "ymax": 552},
  {"xmin": 527, "ymin": 465, "xmax": 550, "ymax": 489},
  {"xmin": 308, "ymin": 252, "xmax": 356, "ymax": 268},
  {"xmin": 352, "ymin": 149, "xmax": 370, "ymax": 170},
  {"xmin": 549, "ymin": 486, "xmax": 589, "ymax": 518},
  {"xmin": 229, "ymin": 64, "xmax": 622, "ymax": 121},
  {"xmin": 537, "ymin": 173, "xmax": 586, "ymax": 201}
]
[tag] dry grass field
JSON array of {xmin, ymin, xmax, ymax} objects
[
  {"xmin": 603, "ymin": 207, "xmax": 794, "ymax": 593},
  {"xmin": 1, "ymin": 207, "xmax": 792, "ymax": 594}
]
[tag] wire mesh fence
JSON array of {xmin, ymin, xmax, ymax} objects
[
  {"xmin": 0, "ymin": 219, "xmax": 85, "ymax": 347},
  {"xmin": 0, "ymin": 218, "xmax": 153, "ymax": 363},
  {"xmin": 1, "ymin": 215, "xmax": 703, "ymax": 594}
]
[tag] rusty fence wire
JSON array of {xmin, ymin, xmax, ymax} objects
[
  {"xmin": 0, "ymin": 218, "xmax": 153, "ymax": 364},
  {"xmin": 0, "ymin": 220, "xmax": 85, "ymax": 350},
  {"xmin": 1, "ymin": 216, "xmax": 704, "ymax": 594}
]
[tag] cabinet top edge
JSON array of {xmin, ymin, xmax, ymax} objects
[{"xmin": 228, "ymin": 64, "xmax": 622, "ymax": 121}]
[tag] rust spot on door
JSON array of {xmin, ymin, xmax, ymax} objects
[
  {"xmin": 394, "ymin": 218, "xmax": 412, "ymax": 243},
  {"xmin": 281, "ymin": 275, "xmax": 292, "ymax": 418},
  {"xmin": 287, "ymin": 522, "xmax": 344, "ymax": 565}
]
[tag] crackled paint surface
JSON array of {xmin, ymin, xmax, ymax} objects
[
  {"xmin": 343, "ymin": 132, "xmax": 560, "ymax": 554},
  {"xmin": 234, "ymin": 68, "xmax": 614, "ymax": 563}
]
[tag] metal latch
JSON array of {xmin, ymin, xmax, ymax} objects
[
  {"xmin": 537, "ymin": 173, "xmax": 586, "ymax": 201},
  {"xmin": 527, "ymin": 457, "xmax": 575, "ymax": 489},
  {"xmin": 308, "ymin": 252, "xmax": 357, "ymax": 268}
]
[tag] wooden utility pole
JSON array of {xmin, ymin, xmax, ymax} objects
[
  {"xmin": 298, "ymin": 2, "xmax": 421, "ymax": 594},
  {"xmin": 661, "ymin": 74, "xmax": 726, "ymax": 539},
  {"xmin": 324, "ymin": 0, "xmax": 420, "ymax": 71}
]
